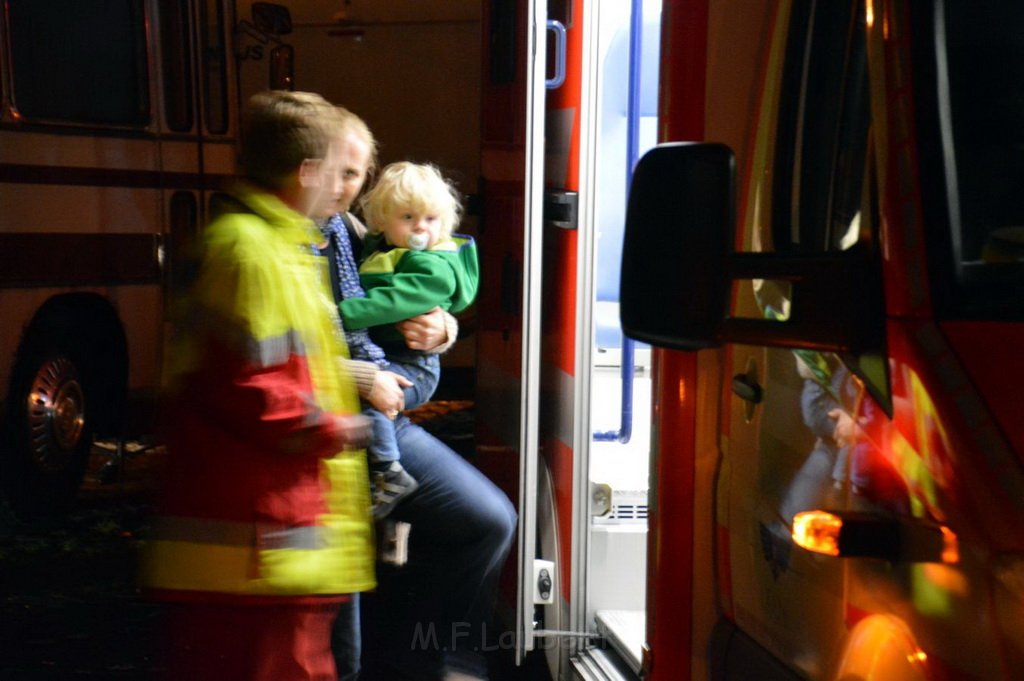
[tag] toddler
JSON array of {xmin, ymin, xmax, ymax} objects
[{"xmin": 339, "ymin": 162, "xmax": 478, "ymax": 516}]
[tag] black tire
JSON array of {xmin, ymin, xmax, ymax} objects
[{"xmin": 2, "ymin": 328, "xmax": 98, "ymax": 517}]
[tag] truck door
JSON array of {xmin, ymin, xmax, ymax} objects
[
  {"xmin": 715, "ymin": 3, "xmax": 1024, "ymax": 678},
  {"xmin": 478, "ymin": 0, "xmax": 667, "ymax": 677},
  {"xmin": 626, "ymin": 1, "xmax": 1024, "ymax": 679},
  {"xmin": 475, "ymin": 0, "xmax": 552, "ymax": 663},
  {"xmin": 717, "ymin": 2, "xmax": 877, "ymax": 677}
]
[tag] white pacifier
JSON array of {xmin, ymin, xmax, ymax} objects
[{"xmin": 407, "ymin": 232, "xmax": 430, "ymax": 251}]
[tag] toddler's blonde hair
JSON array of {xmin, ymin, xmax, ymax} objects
[{"xmin": 361, "ymin": 162, "xmax": 462, "ymax": 241}]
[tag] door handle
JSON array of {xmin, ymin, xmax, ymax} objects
[
  {"xmin": 731, "ymin": 373, "xmax": 763, "ymax": 404},
  {"xmin": 546, "ymin": 20, "xmax": 567, "ymax": 89}
]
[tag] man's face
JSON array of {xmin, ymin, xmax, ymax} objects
[{"xmin": 304, "ymin": 140, "xmax": 349, "ymax": 218}]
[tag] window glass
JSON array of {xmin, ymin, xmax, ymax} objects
[
  {"xmin": 160, "ymin": 0, "xmax": 194, "ymax": 132},
  {"xmin": 200, "ymin": 0, "xmax": 229, "ymax": 134},
  {"xmin": 825, "ymin": 6, "xmax": 871, "ymax": 253},
  {"xmin": 773, "ymin": 0, "xmax": 869, "ymax": 254},
  {"xmin": 759, "ymin": 0, "xmax": 874, "ymax": 323},
  {"xmin": 766, "ymin": 0, "xmax": 889, "ymax": 407},
  {"xmin": 7, "ymin": 0, "xmax": 149, "ymax": 126},
  {"xmin": 943, "ymin": 0, "xmax": 1024, "ymax": 318}
]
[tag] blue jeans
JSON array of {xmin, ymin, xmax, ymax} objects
[
  {"xmin": 366, "ymin": 352, "xmax": 440, "ymax": 465},
  {"xmin": 354, "ymin": 417, "xmax": 518, "ymax": 680}
]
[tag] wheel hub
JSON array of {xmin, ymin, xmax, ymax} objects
[{"xmin": 27, "ymin": 356, "xmax": 86, "ymax": 471}]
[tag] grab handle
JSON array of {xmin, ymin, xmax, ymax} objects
[{"xmin": 546, "ymin": 20, "xmax": 567, "ymax": 89}]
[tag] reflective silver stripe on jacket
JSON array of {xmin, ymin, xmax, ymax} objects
[
  {"xmin": 246, "ymin": 331, "xmax": 305, "ymax": 368},
  {"xmin": 191, "ymin": 305, "xmax": 308, "ymax": 368},
  {"xmin": 152, "ymin": 516, "xmax": 327, "ymax": 550}
]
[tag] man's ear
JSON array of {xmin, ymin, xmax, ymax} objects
[{"xmin": 298, "ymin": 158, "xmax": 323, "ymax": 189}]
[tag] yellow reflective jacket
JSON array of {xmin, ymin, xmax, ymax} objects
[{"xmin": 141, "ymin": 184, "xmax": 375, "ymax": 600}]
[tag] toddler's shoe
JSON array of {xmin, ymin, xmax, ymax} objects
[{"xmin": 371, "ymin": 461, "xmax": 419, "ymax": 519}]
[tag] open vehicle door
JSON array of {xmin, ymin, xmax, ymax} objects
[{"xmin": 475, "ymin": 0, "xmax": 550, "ymax": 662}]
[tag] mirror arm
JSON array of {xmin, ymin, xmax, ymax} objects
[{"xmin": 719, "ymin": 248, "xmax": 882, "ymax": 355}]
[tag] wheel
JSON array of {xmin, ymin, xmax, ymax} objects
[
  {"xmin": 26, "ymin": 355, "xmax": 88, "ymax": 473},
  {"xmin": 2, "ymin": 338, "xmax": 97, "ymax": 517}
]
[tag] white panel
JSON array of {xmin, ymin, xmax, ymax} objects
[
  {"xmin": 0, "ymin": 186, "xmax": 161, "ymax": 234},
  {"xmin": 201, "ymin": 140, "xmax": 238, "ymax": 174},
  {"xmin": 158, "ymin": 141, "xmax": 202, "ymax": 173},
  {"xmin": 0, "ymin": 131, "xmax": 158, "ymax": 169},
  {"xmin": 109, "ymin": 285, "xmax": 164, "ymax": 391},
  {"xmin": 588, "ymin": 527, "xmax": 647, "ymax": 615}
]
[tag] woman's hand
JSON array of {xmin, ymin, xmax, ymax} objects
[
  {"xmin": 367, "ymin": 370, "xmax": 412, "ymax": 414},
  {"xmin": 395, "ymin": 306, "xmax": 448, "ymax": 351}
]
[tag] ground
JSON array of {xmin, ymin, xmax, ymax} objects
[
  {"xmin": 0, "ymin": 451, "xmax": 160, "ymax": 680},
  {"xmin": 0, "ymin": 402, "xmax": 548, "ymax": 680}
]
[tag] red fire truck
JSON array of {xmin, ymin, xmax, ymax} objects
[
  {"xmin": 476, "ymin": 0, "xmax": 1024, "ymax": 679},
  {"xmin": 616, "ymin": 0, "xmax": 1024, "ymax": 679},
  {"xmin": 0, "ymin": 0, "xmax": 264, "ymax": 513}
]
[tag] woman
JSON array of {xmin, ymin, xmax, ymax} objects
[{"xmin": 319, "ymin": 107, "xmax": 517, "ymax": 681}]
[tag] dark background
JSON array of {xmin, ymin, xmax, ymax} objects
[{"xmin": 0, "ymin": 400, "xmax": 548, "ymax": 680}]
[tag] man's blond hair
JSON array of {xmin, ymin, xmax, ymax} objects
[
  {"xmin": 239, "ymin": 90, "xmax": 344, "ymax": 190},
  {"xmin": 360, "ymin": 162, "xmax": 462, "ymax": 241}
]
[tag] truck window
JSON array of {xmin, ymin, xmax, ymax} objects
[
  {"xmin": 199, "ymin": 0, "xmax": 229, "ymax": 134},
  {"xmin": 941, "ymin": 0, "xmax": 1024, "ymax": 319},
  {"xmin": 754, "ymin": 0, "xmax": 875, "ymax": 329},
  {"xmin": 6, "ymin": 0, "xmax": 149, "ymax": 127},
  {"xmin": 159, "ymin": 0, "xmax": 194, "ymax": 132},
  {"xmin": 759, "ymin": 0, "xmax": 889, "ymax": 406},
  {"xmin": 771, "ymin": 0, "xmax": 872, "ymax": 256}
]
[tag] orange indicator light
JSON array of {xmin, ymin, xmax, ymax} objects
[
  {"xmin": 941, "ymin": 526, "xmax": 959, "ymax": 564},
  {"xmin": 791, "ymin": 511, "xmax": 841, "ymax": 556}
]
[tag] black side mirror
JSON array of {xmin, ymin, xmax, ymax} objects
[
  {"xmin": 619, "ymin": 143, "xmax": 734, "ymax": 350},
  {"xmin": 620, "ymin": 142, "xmax": 884, "ymax": 357}
]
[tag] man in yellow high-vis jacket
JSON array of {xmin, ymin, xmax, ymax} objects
[{"xmin": 141, "ymin": 91, "xmax": 375, "ymax": 681}]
